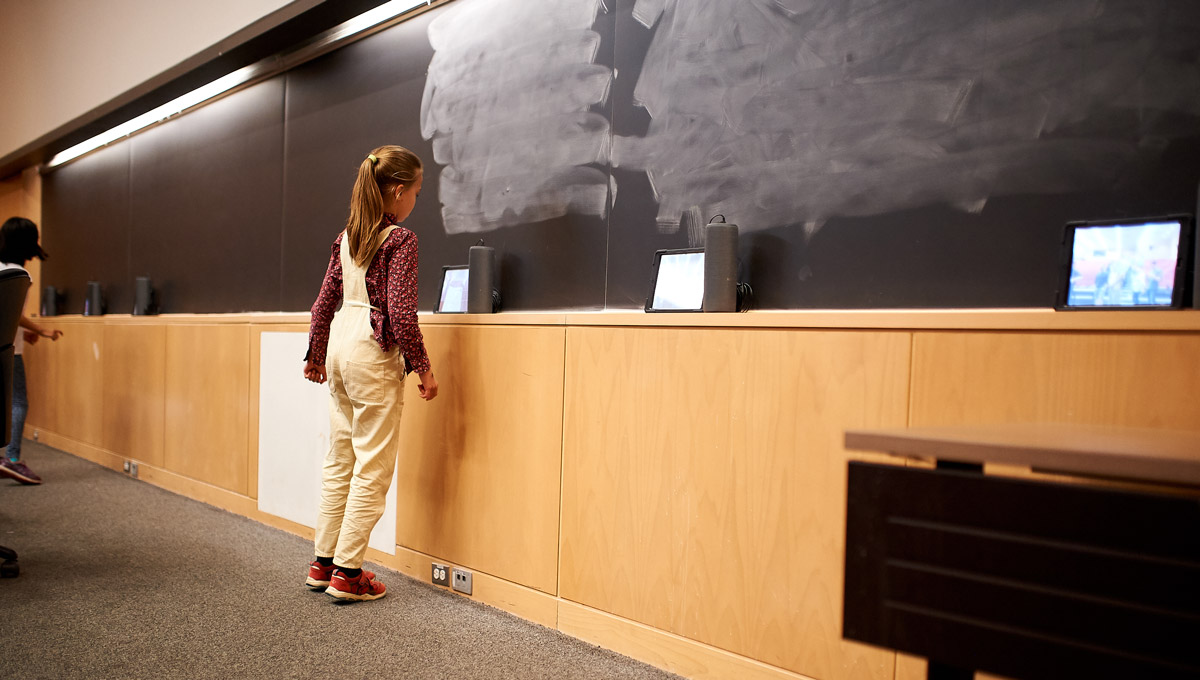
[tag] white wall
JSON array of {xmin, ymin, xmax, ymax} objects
[{"xmin": 0, "ymin": 0, "xmax": 310, "ymax": 160}]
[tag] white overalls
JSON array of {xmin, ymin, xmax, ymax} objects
[{"xmin": 314, "ymin": 227, "xmax": 406, "ymax": 569}]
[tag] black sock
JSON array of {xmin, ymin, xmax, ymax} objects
[
  {"xmin": 336, "ymin": 566, "xmax": 362, "ymax": 578},
  {"xmin": 315, "ymin": 556, "xmax": 333, "ymax": 567}
]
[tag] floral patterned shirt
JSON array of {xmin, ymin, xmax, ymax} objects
[{"xmin": 306, "ymin": 218, "xmax": 431, "ymax": 375}]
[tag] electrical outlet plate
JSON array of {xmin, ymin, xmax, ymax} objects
[
  {"xmin": 431, "ymin": 563, "xmax": 450, "ymax": 586},
  {"xmin": 451, "ymin": 567, "xmax": 472, "ymax": 595},
  {"xmin": 123, "ymin": 460, "xmax": 131, "ymax": 473},
  {"xmin": 129, "ymin": 462, "xmax": 139, "ymax": 479}
]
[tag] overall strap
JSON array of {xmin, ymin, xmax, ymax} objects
[{"xmin": 340, "ymin": 225, "xmax": 400, "ymax": 307}]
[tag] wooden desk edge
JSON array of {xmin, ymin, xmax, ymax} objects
[{"xmin": 845, "ymin": 426, "xmax": 1200, "ymax": 489}]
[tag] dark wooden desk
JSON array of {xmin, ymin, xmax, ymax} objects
[{"xmin": 842, "ymin": 424, "xmax": 1200, "ymax": 680}]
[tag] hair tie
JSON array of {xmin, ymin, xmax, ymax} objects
[{"xmin": 367, "ymin": 154, "xmax": 378, "ymax": 165}]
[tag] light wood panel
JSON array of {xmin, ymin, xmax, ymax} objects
[
  {"xmin": 21, "ymin": 324, "xmax": 60, "ymax": 436},
  {"xmin": 911, "ymin": 331, "xmax": 1200, "ymax": 430},
  {"xmin": 101, "ymin": 322, "xmax": 166, "ymax": 467},
  {"xmin": 34, "ymin": 319, "xmax": 105, "ymax": 447},
  {"xmin": 394, "ymin": 324, "xmax": 566, "ymax": 595},
  {"xmin": 560, "ymin": 327, "xmax": 910, "ymax": 680},
  {"xmin": 164, "ymin": 324, "xmax": 250, "ymax": 494}
]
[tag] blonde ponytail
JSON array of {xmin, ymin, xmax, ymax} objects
[{"xmin": 345, "ymin": 145, "xmax": 423, "ymax": 266}]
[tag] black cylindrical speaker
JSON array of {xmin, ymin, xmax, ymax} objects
[
  {"xmin": 133, "ymin": 277, "xmax": 155, "ymax": 315},
  {"xmin": 84, "ymin": 281, "xmax": 104, "ymax": 316},
  {"xmin": 703, "ymin": 222, "xmax": 738, "ymax": 312},
  {"xmin": 1193, "ymin": 181, "xmax": 1199, "ymax": 309},
  {"xmin": 40, "ymin": 286, "xmax": 57, "ymax": 317},
  {"xmin": 467, "ymin": 246, "xmax": 496, "ymax": 314}
]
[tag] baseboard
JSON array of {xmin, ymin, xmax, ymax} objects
[
  {"xmin": 30, "ymin": 427, "xmax": 276, "ymax": 529},
  {"xmin": 557, "ymin": 600, "xmax": 817, "ymax": 680},
  {"xmin": 32, "ymin": 429, "xmax": 123, "ymax": 472},
  {"xmin": 372, "ymin": 544, "xmax": 559, "ymax": 629}
]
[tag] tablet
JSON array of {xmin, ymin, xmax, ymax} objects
[
  {"xmin": 1056, "ymin": 215, "xmax": 1194, "ymax": 310},
  {"xmin": 437, "ymin": 265, "xmax": 469, "ymax": 313},
  {"xmin": 645, "ymin": 248, "xmax": 705, "ymax": 312}
]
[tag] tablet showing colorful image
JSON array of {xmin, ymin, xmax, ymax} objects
[{"xmin": 1058, "ymin": 216, "xmax": 1193, "ymax": 309}]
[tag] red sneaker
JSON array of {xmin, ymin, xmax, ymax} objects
[
  {"xmin": 0, "ymin": 459, "xmax": 41, "ymax": 485},
  {"xmin": 306, "ymin": 561, "xmax": 373, "ymax": 590},
  {"xmin": 326, "ymin": 569, "xmax": 386, "ymax": 601}
]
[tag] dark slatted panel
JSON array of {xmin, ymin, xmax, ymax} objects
[{"xmin": 844, "ymin": 462, "xmax": 1200, "ymax": 680}]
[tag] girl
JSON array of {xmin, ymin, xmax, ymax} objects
[
  {"xmin": 0, "ymin": 217, "xmax": 62, "ymax": 486},
  {"xmin": 302, "ymin": 145, "xmax": 438, "ymax": 601}
]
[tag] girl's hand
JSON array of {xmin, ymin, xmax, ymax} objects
[
  {"xmin": 22, "ymin": 330, "xmax": 38, "ymax": 345},
  {"xmin": 418, "ymin": 371, "xmax": 438, "ymax": 401},
  {"xmin": 41, "ymin": 329, "xmax": 62, "ymax": 341},
  {"xmin": 303, "ymin": 360, "xmax": 327, "ymax": 384}
]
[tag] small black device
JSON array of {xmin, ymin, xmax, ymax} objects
[
  {"xmin": 436, "ymin": 264, "xmax": 469, "ymax": 313},
  {"xmin": 645, "ymin": 248, "xmax": 705, "ymax": 312},
  {"xmin": 1055, "ymin": 214, "xmax": 1194, "ymax": 310}
]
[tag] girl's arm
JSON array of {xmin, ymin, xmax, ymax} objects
[
  {"xmin": 304, "ymin": 236, "xmax": 344, "ymax": 383},
  {"xmin": 386, "ymin": 233, "xmax": 436, "ymax": 400}
]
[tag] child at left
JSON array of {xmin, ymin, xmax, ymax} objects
[{"xmin": 0, "ymin": 217, "xmax": 62, "ymax": 485}]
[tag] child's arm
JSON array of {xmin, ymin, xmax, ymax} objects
[
  {"xmin": 19, "ymin": 314, "xmax": 62, "ymax": 344},
  {"xmin": 304, "ymin": 237, "xmax": 344, "ymax": 384}
]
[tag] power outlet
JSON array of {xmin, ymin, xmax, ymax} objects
[
  {"xmin": 129, "ymin": 462, "xmax": 139, "ymax": 479},
  {"xmin": 431, "ymin": 562, "xmax": 450, "ymax": 586},
  {"xmin": 123, "ymin": 460, "xmax": 131, "ymax": 473},
  {"xmin": 451, "ymin": 567, "xmax": 472, "ymax": 595}
]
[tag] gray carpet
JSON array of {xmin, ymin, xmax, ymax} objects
[{"xmin": 0, "ymin": 442, "xmax": 681, "ymax": 680}]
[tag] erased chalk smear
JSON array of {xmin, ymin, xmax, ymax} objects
[
  {"xmin": 421, "ymin": 0, "xmax": 615, "ymax": 234},
  {"xmin": 616, "ymin": 0, "xmax": 1200, "ymax": 235}
]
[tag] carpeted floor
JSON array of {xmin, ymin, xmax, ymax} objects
[{"xmin": 0, "ymin": 442, "xmax": 681, "ymax": 680}]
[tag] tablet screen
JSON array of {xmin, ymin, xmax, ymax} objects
[
  {"xmin": 1063, "ymin": 218, "xmax": 1185, "ymax": 308},
  {"xmin": 647, "ymin": 249, "xmax": 704, "ymax": 312},
  {"xmin": 438, "ymin": 265, "xmax": 469, "ymax": 313}
]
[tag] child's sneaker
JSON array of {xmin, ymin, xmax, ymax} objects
[
  {"xmin": 0, "ymin": 459, "xmax": 41, "ymax": 485},
  {"xmin": 306, "ymin": 561, "xmax": 373, "ymax": 590},
  {"xmin": 326, "ymin": 569, "xmax": 386, "ymax": 601},
  {"xmin": 306, "ymin": 561, "xmax": 335, "ymax": 589}
]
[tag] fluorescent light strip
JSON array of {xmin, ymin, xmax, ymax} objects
[
  {"xmin": 47, "ymin": 0, "xmax": 432, "ymax": 169},
  {"xmin": 326, "ymin": 0, "xmax": 431, "ymax": 44},
  {"xmin": 47, "ymin": 64, "xmax": 261, "ymax": 168}
]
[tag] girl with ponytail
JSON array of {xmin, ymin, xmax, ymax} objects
[{"xmin": 302, "ymin": 145, "xmax": 438, "ymax": 602}]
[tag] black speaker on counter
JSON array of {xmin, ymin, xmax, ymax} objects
[
  {"xmin": 1193, "ymin": 181, "xmax": 1199, "ymax": 309},
  {"xmin": 40, "ymin": 286, "xmax": 59, "ymax": 317},
  {"xmin": 467, "ymin": 244, "xmax": 499, "ymax": 313},
  {"xmin": 703, "ymin": 217, "xmax": 738, "ymax": 312},
  {"xmin": 133, "ymin": 276, "xmax": 157, "ymax": 315},
  {"xmin": 83, "ymin": 281, "xmax": 105, "ymax": 316}
]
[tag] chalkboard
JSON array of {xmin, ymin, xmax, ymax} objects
[{"xmin": 41, "ymin": 0, "xmax": 1200, "ymax": 313}]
